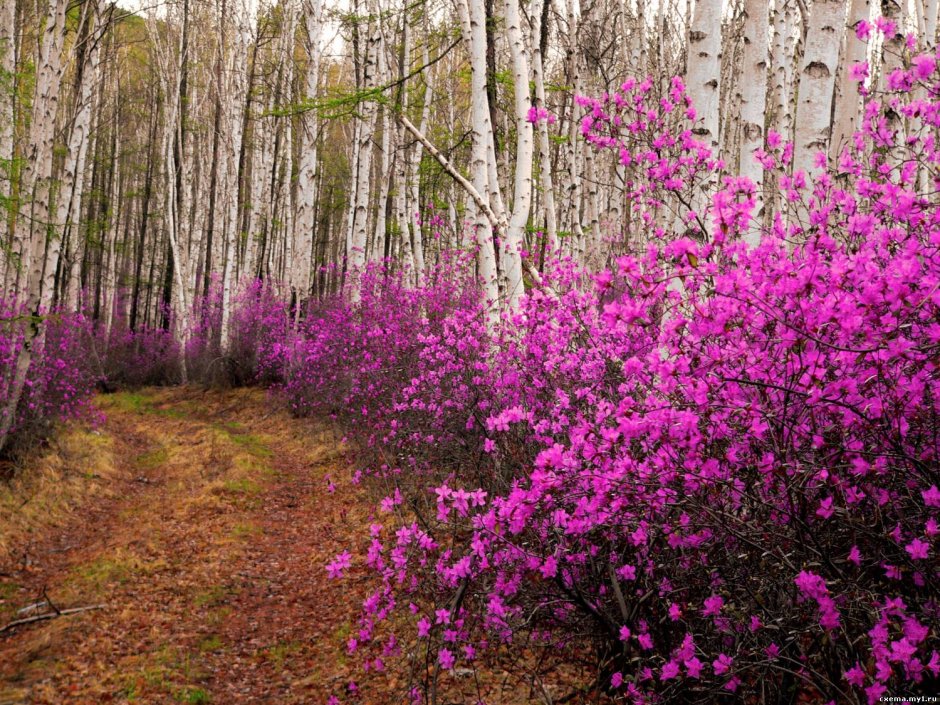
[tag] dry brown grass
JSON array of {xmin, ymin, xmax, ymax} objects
[{"xmin": 0, "ymin": 424, "xmax": 117, "ymax": 569}]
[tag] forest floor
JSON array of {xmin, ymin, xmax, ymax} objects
[
  {"xmin": 0, "ymin": 387, "xmax": 385, "ymax": 705},
  {"xmin": 0, "ymin": 388, "xmax": 589, "ymax": 705}
]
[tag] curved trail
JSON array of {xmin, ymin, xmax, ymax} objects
[{"xmin": 0, "ymin": 388, "xmax": 379, "ymax": 704}]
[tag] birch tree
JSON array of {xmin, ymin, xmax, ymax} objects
[
  {"xmin": 831, "ymin": 0, "xmax": 871, "ymax": 161},
  {"xmin": 462, "ymin": 0, "xmax": 500, "ymax": 322},
  {"xmin": 292, "ymin": 0, "xmax": 322, "ymax": 307},
  {"xmin": 348, "ymin": 4, "xmax": 380, "ymax": 302},
  {"xmin": 0, "ymin": 0, "xmax": 71, "ymax": 451},
  {"xmin": 503, "ymin": 0, "xmax": 532, "ymax": 308},
  {"xmin": 738, "ymin": 0, "xmax": 768, "ymax": 244},
  {"xmin": 684, "ymin": 0, "xmax": 721, "ymax": 231},
  {"xmin": 793, "ymin": 0, "xmax": 847, "ymax": 177}
]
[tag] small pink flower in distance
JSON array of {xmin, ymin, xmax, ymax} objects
[{"xmin": 849, "ymin": 62, "xmax": 869, "ymax": 82}]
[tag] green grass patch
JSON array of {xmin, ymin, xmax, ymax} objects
[
  {"xmin": 0, "ymin": 580, "xmax": 20, "ymax": 621},
  {"xmin": 0, "ymin": 580, "xmax": 19, "ymax": 601},
  {"xmin": 221, "ymin": 477, "xmax": 261, "ymax": 495},
  {"xmin": 73, "ymin": 555, "xmax": 137, "ymax": 589},
  {"xmin": 214, "ymin": 423, "xmax": 273, "ymax": 459},
  {"xmin": 193, "ymin": 585, "xmax": 230, "ymax": 608},
  {"xmin": 134, "ymin": 446, "xmax": 169, "ymax": 469},
  {"xmin": 230, "ymin": 522, "xmax": 262, "ymax": 539},
  {"xmin": 197, "ymin": 634, "xmax": 223, "ymax": 652},
  {"xmin": 70, "ymin": 551, "xmax": 164, "ymax": 594},
  {"xmin": 264, "ymin": 640, "xmax": 302, "ymax": 669},
  {"xmin": 175, "ymin": 686, "xmax": 210, "ymax": 704},
  {"xmin": 107, "ymin": 391, "xmax": 187, "ymax": 419},
  {"xmin": 205, "ymin": 605, "xmax": 233, "ymax": 628},
  {"xmin": 108, "ymin": 392, "xmax": 154, "ymax": 415}
]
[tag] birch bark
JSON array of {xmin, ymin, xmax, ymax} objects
[
  {"xmin": 793, "ymin": 0, "xmax": 847, "ymax": 177},
  {"xmin": 503, "ymin": 0, "xmax": 532, "ymax": 308},
  {"xmin": 738, "ymin": 0, "xmax": 769, "ymax": 245},
  {"xmin": 293, "ymin": 0, "xmax": 322, "ymax": 303},
  {"xmin": 831, "ymin": 0, "xmax": 871, "ymax": 161},
  {"xmin": 348, "ymin": 7, "xmax": 380, "ymax": 302}
]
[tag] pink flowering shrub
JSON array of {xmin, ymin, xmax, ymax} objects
[
  {"xmin": 100, "ymin": 278, "xmax": 291, "ymax": 388},
  {"xmin": 0, "ymin": 298, "xmax": 98, "ymax": 459},
  {"xmin": 289, "ymin": 29, "xmax": 940, "ymax": 705},
  {"xmin": 98, "ymin": 318, "xmax": 182, "ymax": 387},
  {"xmin": 224, "ymin": 279, "xmax": 292, "ymax": 386},
  {"xmin": 279, "ymin": 253, "xmax": 480, "ymax": 427}
]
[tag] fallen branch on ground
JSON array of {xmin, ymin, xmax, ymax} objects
[{"xmin": 0, "ymin": 604, "xmax": 107, "ymax": 633}]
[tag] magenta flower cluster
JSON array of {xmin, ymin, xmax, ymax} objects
[{"xmin": 0, "ymin": 298, "xmax": 98, "ymax": 457}]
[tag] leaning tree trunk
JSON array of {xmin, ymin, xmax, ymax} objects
[
  {"xmin": 0, "ymin": 0, "xmax": 68, "ymax": 453},
  {"xmin": 0, "ymin": 0, "xmax": 14, "ymax": 284},
  {"xmin": 54, "ymin": 0, "xmax": 102, "ymax": 313}
]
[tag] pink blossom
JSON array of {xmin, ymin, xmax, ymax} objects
[
  {"xmin": 713, "ymin": 654, "xmax": 733, "ymax": 675},
  {"xmin": 849, "ymin": 62, "xmax": 869, "ymax": 82},
  {"xmin": 905, "ymin": 538, "xmax": 930, "ymax": 560},
  {"xmin": 326, "ymin": 551, "xmax": 352, "ymax": 579}
]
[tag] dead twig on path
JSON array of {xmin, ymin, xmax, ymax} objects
[{"xmin": 0, "ymin": 604, "xmax": 107, "ymax": 634}]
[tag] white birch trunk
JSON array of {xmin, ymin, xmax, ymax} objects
[
  {"xmin": 55, "ymin": 1, "xmax": 101, "ymax": 312},
  {"xmin": 0, "ymin": 0, "xmax": 14, "ymax": 226},
  {"xmin": 149, "ymin": 10, "xmax": 191, "ymax": 380},
  {"xmin": 372, "ymin": 48, "xmax": 391, "ymax": 262},
  {"xmin": 220, "ymin": 0, "xmax": 254, "ymax": 351},
  {"xmin": 293, "ymin": 0, "xmax": 322, "ymax": 303},
  {"xmin": 926, "ymin": 0, "xmax": 939, "ymax": 45},
  {"xmin": 407, "ymin": 41, "xmax": 433, "ymax": 281},
  {"xmin": 558, "ymin": 0, "xmax": 585, "ymax": 260},
  {"xmin": 738, "ymin": 0, "xmax": 769, "ymax": 245},
  {"xmin": 831, "ymin": 0, "xmax": 871, "ymax": 161},
  {"xmin": 793, "ymin": 0, "xmax": 847, "ymax": 177},
  {"xmin": 530, "ymin": 0, "xmax": 558, "ymax": 252},
  {"xmin": 348, "ymin": 10, "xmax": 380, "ymax": 302},
  {"xmin": 463, "ymin": 0, "xmax": 500, "ymax": 325},
  {"xmin": 0, "ymin": 0, "xmax": 69, "ymax": 451},
  {"xmin": 503, "ymin": 0, "xmax": 532, "ymax": 309},
  {"xmin": 685, "ymin": 0, "xmax": 722, "ymax": 152}
]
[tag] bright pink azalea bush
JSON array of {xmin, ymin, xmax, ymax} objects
[
  {"xmin": 1, "ymin": 23, "xmax": 938, "ymax": 705},
  {"xmin": 0, "ymin": 298, "xmax": 98, "ymax": 458},
  {"xmin": 278, "ymin": 29, "xmax": 940, "ymax": 705}
]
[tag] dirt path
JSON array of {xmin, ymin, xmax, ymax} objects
[{"xmin": 0, "ymin": 388, "xmax": 383, "ymax": 705}]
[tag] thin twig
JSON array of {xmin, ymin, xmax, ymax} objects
[{"xmin": 0, "ymin": 604, "xmax": 107, "ymax": 634}]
